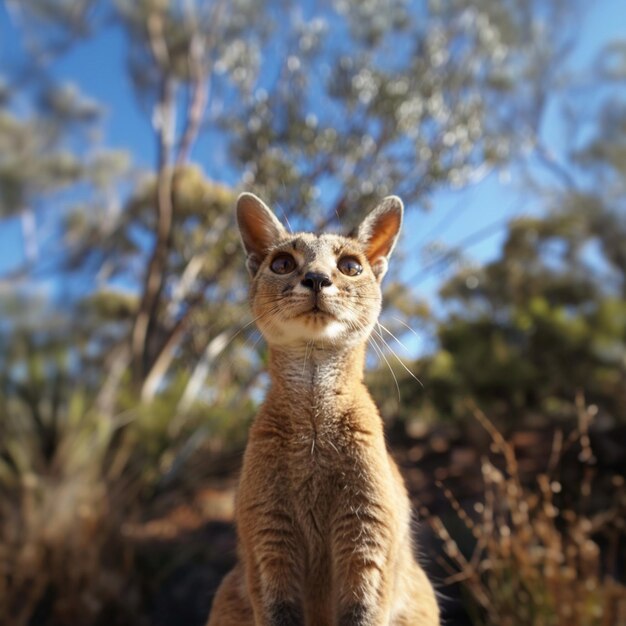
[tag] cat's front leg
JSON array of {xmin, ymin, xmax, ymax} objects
[
  {"xmin": 249, "ymin": 553, "xmax": 304, "ymax": 626},
  {"xmin": 241, "ymin": 507, "xmax": 304, "ymax": 626},
  {"xmin": 264, "ymin": 601, "xmax": 304, "ymax": 626},
  {"xmin": 331, "ymin": 497, "xmax": 394, "ymax": 626}
]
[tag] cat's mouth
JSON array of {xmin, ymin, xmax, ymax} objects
[
  {"xmin": 311, "ymin": 305, "xmax": 330, "ymax": 314},
  {"xmin": 303, "ymin": 304, "xmax": 332, "ymax": 316},
  {"xmin": 296, "ymin": 300, "xmax": 335, "ymax": 318},
  {"xmin": 288, "ymin": 293, "xmax": 339, "ymax": 321}
]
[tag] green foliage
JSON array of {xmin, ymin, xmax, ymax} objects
[
  {"xmin": 0, "ymin": 86, "xmax": 127, "ymax": 217},
  {"xmin": 2, "ymin": 0, "xmax": 586, "ymax": 449},
  {"xmin": 399, "ymin": 206, "xmax": 626, "ymax": 425}
]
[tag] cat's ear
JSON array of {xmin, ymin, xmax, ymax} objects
[
  {"xmin": 357, "ymin": 196, "xmax": 403, "ymax": 282},
  {"xmin": 236, "ymin": 193, "xmax": 287, "ymax": 276}
]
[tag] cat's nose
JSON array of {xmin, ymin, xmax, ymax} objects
[{"xmin": 301, "ymin": 271, "xmax": 332, "ymax": 293}]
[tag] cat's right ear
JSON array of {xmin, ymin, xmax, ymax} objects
[
  {"xmin": 236, "ymin": 193, "xmax": 287, "ymax": 276},
  {"xmin": 357, "ymin": 195, "xmax": 403, "ymax": 282}
]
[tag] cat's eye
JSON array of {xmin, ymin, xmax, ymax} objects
[
  {"xmin": 270, "ymin": 253, "xmax": 296, "ymax": 274},
  {"xmin": 338, "ymin": 256, "xmax": 363, "ymax": 277}
]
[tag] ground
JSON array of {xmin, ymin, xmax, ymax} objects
[{"xmin": 122, "ymin": 421, "xmax": 626, "ymax": 626}]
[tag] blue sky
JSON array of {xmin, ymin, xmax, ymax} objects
[
  {"xmin": 405, "ymin": 0, "xmax": 625, "ymax": 302},
  {"xmin": 0, "ymin": 0, "xmax": 623, "ymax": 316}
]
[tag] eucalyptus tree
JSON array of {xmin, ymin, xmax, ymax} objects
[{"xmin": 0, "ymin": 0, "xmax": 584, "ymax": 462}]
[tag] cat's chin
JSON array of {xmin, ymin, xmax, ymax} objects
[{"xmin": 260, "ymin": 313, "xmax": 364, "ymax": 347}]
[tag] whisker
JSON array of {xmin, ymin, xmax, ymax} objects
[
  {"xmin": 249, "ymin": 330, "xmax": 265, "ymax": 352},
  {"xmin": 372, "ymin": 325, "xmax": 424, "ymax": 388},
  {"xmin": 368, "ymin": 331, "xmax": 401, "ymax": 401},
  {"xmin": 377, "ymin": 321, "xmax": 411, "ymax": 353},
  {"xmin": 214, "ymin": 311, "xmax": 269, "ymax": 356},
  {"xmin": 343, "ymin": 314, "xmax": 401, "ymax": 402},
  {"xmin": 392, "ymin": 316, "xmax": 423, "ymax": 343},
  {"xmin": 222, "ymin": 302, "xmax": 287, "ymax": 350}
]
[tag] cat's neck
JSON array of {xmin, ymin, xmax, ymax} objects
[{"xmin": 266, "ymin": 341, "xmax": 367, "ymax": 412}]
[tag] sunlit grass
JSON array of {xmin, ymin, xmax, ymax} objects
[{"xmin": 428, "ymin": 402, "xmax": 626, "ymax": 626}]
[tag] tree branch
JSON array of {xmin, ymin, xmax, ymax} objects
[
  {"xmin": 140, "ymin": 298, "xmax": 197, "ymax": 402},
  {"xmin": 131, "ymin": 12, "xmax": 177, "ymax": 384},
  {"xmin": 140, "ymin": 246, "xmax": 240, "ymax": 401},
  {"xmin": 176, "ymin": 33, "xmax": 208, "ymax": 166},
  {"xmin": 176, "ymin": 0, "xmax": 227, "ymax": 166}
]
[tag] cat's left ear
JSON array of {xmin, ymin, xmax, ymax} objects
[
  {"xmin": 357, "ymin": 196, "xmax": 403, "ymax": 282},
  {"xmin": 236, "ymin": 192, "xmax": 287, "ymax": 276}
]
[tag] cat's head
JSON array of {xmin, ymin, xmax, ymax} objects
[{"xmin": 236, "ymin": 193, "xmax": 403, "ymax": 348}]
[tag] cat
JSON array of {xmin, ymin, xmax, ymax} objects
[{"xmin": 206, "ymin": 192, "xmax": 439, "ymax": 626}]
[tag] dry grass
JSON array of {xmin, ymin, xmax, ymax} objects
[
  {"xmin": 428, "ymin": 400, "xmax": 626, "ymax": 626},
  {"xmin": 0, "ymin": 475, "xmax": 142, "ymax": 626},
  {"xmin": 0, "ymin": 392, "xmax": 145, "ymax": 626}
]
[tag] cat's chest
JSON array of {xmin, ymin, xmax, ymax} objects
[
  {"xmin": 289, "ymin": 409, "xmax": 353, "ymax": 467},
  {"xmin": 286, "ymin": 413, "xmax": 357, "ymax": 515}
]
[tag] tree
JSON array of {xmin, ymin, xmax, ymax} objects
[
  {"xmin": 3, "ymin": 0, "xmax": 580, "ymax": 411},
  {"xmin": 395, "ymin": 36, "xmax": 626, "ymax": 425}
]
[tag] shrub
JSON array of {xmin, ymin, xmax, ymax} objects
[{"xmin": 429, "ymin": 404, "xmax": 626, "ymax": 626}]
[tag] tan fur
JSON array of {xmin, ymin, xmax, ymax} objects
[{"xmin": 207, "ymin": 194, "xmax": 439, "ymax": 626}]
